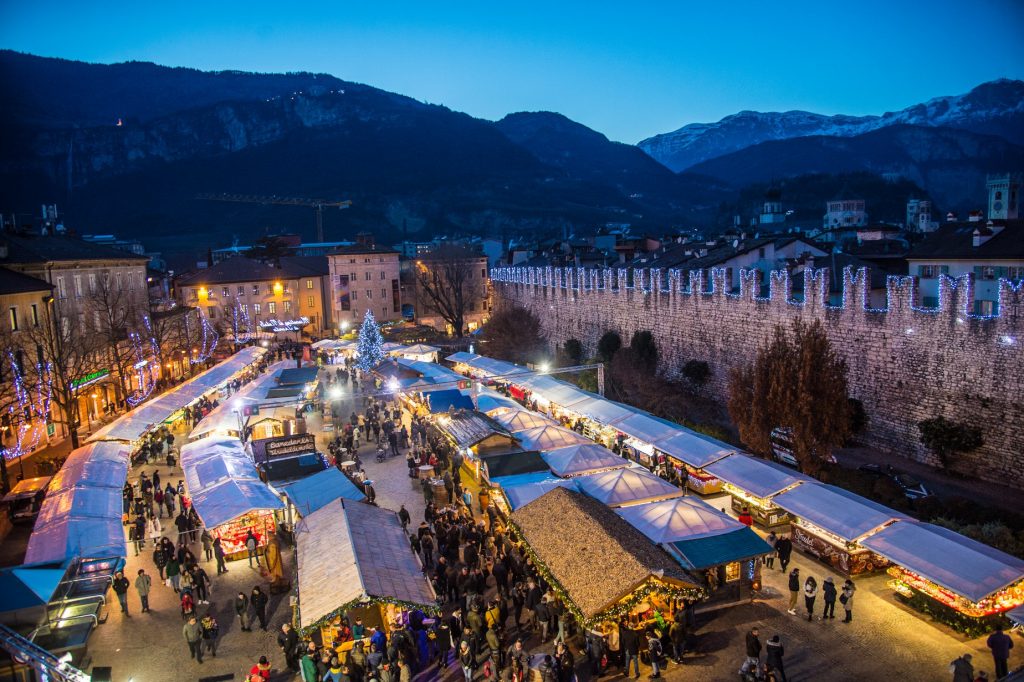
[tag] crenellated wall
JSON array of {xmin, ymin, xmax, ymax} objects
[{"xmin": 490, "ymin": 265, "xmax": 1024, "ymax": 488}]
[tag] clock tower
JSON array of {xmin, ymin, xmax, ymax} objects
[{"xmin": 987, "ymin": 173, "xmax": 1021, "ymax": 220}]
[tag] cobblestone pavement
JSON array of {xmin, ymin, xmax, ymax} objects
[{"xmin": 81, "ymin": 380, "xmax": 1016, "ymax": 682}]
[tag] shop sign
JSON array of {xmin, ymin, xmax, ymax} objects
[
  {"xmin": 71, "ymin": 369, "xmax": 110, "ymax": 391},
  {"xmin": 258, "ymin": 317, "xmax": 310, "ymax": 333},
  {"xmin": 46, "ymin": 422, "xmax": 55, "ymax": 437},
  {"xmin": 265, "ymin": 434, "xmax": 317, "ymax": 458}
]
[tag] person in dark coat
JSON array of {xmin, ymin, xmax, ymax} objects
[
  {"xmin": 775, "ymin": 535, "xmax": 793, "ymax": 571},
  {"xmin": 278, "ymin": 623, "xmax": 300, "ymax": 671},
  {"xmin": 986, "ymin": 626, "xmax": 1014, "ymax": 679},
  {"xmin": 250, "ymin": 586, "xmax": 269, "ymax": 630},
  {"xmin": 618, "ymin": 620, "xmax": 641, "ymax": 679},
  {"xmin": 741, "ymin": 627, "xmax": 761, "ymax": 676},
  {"xmin": 821, "ymin": 577, "xmax": 838, "ymax": 620},
  {"xmin": 765, "ymin": 635, "xmax": 786, "ymax": 682}
]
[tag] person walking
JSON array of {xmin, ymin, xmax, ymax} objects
[
  {"xmin": 214, "ymin": 537, "xmax": 228, "ymax": 575},
  {"xmin": 135, "ymin": 569, "xmax": 152, "ymax": 613},
  {"xmin": 776, "ymin": 535, "xmax": 793, "ymax": 572},
  {"xmin": 764, "ymin": 531, "xmax": 778, "ymax": 570},
  {"xmin": 950, "ymin": 653, "xmax": 974, "ymax": 682},
  {"xmin": 112, "ymin": 570, "xmax": 130, "ymax": 616},
  {"xmin": 458, "ymin": 639, "xmax": 476, "ymax": 682},
  {"xmin": 646, "ymin": 628, "xmax": 664, "ymax": 679},
  {"xmin": 201, "ymin": 529, "xmax": 214, "ymax": 562},
  {"xmin": 235, "ymin": 591, "xmax": 251, "ymax": 631},
  {"xmin": 668, "ymin": 614, "xmax": 686, "ymax": 663},
  {"xmin": 166, "ymin": 555, "xmax": 182, "ymax": 593},
  {"xmin": 619, "ymin": 620, "xmax": 641, "ymax": 679},
  {"xmin": 200, "ymin": 613, "xmax": 220, "ymax": 658},
  {"xmin": 183, "ymin": 615, "xmax": 204, "ymax": 664},
  {"xmin": 803, "ymin": 576, "xmax": 818, "ymax": 621},
  {"xmin": 278, "ymin": 623, "xmax": 300, "ymax": 672},
  {"xmin": 786, "ymin": 568, "xmax": 800, "ymax": 615},
  {"xmin": 986, "ymin": 625, "xmax": 1013, "ymax": 679},
  {"xmin": 192, "ymin": 565, "xmax": 210, "ymax": 604},
  {"xmin": 245, "ymin": 530, "xmax": 261, "ymax": 568},
  {"xmin": 399, "ymin": 504, "xmax": 411, "ymax": 531},
  {"xmin": 822, "ymin": 577, "xmax": 837, "ymax": 620},
  {"xmin": 740, "ymin": 627, "xmax": 761, "ymax": 677},
  {"xmin": 251, "ymin": 585, "xmax": 269, "ymax": 630},
  {"xmin": 840, "ymin": 579, "xmax": 856, "ymax": 623},
  {"xmin": 765, "ymin": 635, "xmax": 786, "ymax": 682}
]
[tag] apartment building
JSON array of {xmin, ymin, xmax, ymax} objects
[{"xmin": 326, "ymin": 245, "xmax": 402, "ymax": 330}]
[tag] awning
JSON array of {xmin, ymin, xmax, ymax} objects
[
  {"xmin": 88, "ymin": 346, "xmax": 266, "ymax": 443},
  {"xmin": 515, "ymin": 424, "xmax": 591, "ymax": 451},
  {"xmin": 575, "ymin": 466, "xmax": 683, "ymax": 507},
  {"xmin": 569, "ymin": 397, "xmax": 638, "ymax": 427},
  {"xmin": 426, "ymin": 389, "xmax": 475, "ymax": 413},
  {"xmin": 2, "ymin": 475, "xmax": 53, "ymax": 502},
  {"xmin": 542, "ymin": 443, "xmax": 627, "ymax": 477},
  {"xmin": 444, "ymin": 352, "xmax": 480, "ymax": 364},
  {"xmin": 616, "ymin": 497, "xmax": 744, "ymax": 544},
  {"xmin": 278, "ymin": 467, "xmax": 365, "ymax": 517},
  {"xmin": 277, "ymin": 367, "xmax": 320, "ymax": 386},
  {"xmin": 705, "ymin": 455, "xmax": 812, "ymax": 499},
  {"xmin": 25, "ymin": 441, "xmax": 130, "ymax": 564},
  {"xmin": 860, "ymin": 521, "xmax": 1024, "ymax": 604},
  {"xmin": 0, "ymin": 563, "xmax": 67, "ymax": 611},
  {"xmin": 666, "ymin": 527, "xmax": 773, "ymax": 570},
  {"xmin": 496, "ymin": 473, "xmax": 579, "ymax": 511},
  {"xmin": 772, "ymin": 483, "xmax": 906, "ymax": 543},
  {"xmin": 401, "ymin": 344, "xmax": 440, "ymax": 356},
  {"xmin": 515, "ymin": 375, "xmax": 591, "ymax": 408},
  {"xmin": 296, "ymin": 498, "xmax": 437, "ymax": 631},
  {"xmin": 474, "ymin": 392, "xmax": 522, "ymax": 415},
  {"xmin": 493, "ymin": 410, "xmax": 558, "ymax": 433},
  {"xmin": 481, "ymin": 451, "xmax": 550, "ymax": 479},
  {"xmin": 180, "ymin": 437, "xmax": 284, "ymax": 529},
  {"xmin": 617, "ymin": 412, "xmax": 680, "ymax": 445},
  {"xmin": 655, "ymin": 430, "xmax": 736, "ymax": 469}
]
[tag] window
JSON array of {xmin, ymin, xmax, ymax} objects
[
  {"xmin": 306, "ymin": 279, "xmax": 314, "ymax": 289},
  {"xmin": 976, "ymin": 300, "xmax": 995, "ymax": 316},
  {"xmin": 8, "ymin": 307, "xmax": 17, "ymax": 331},
  {"xmin": 56, "ymin": 276, "xmax": 66, "ymax": 299},
  {"xmin": 758, "ymin": 247, "xmax": 766, "ymax": 259},
  {"xmin": 918, "ymin": 265, "xmax": 939, "ymax": 279},
  {"xmin": 981, "ymin": 266, "xmax": 997, "ymax": 280},
  {"xmin": 364, "ymin": 258, "xmax": 371, "ymax": 263},
  {"xmin": 284, "ymin": 301, "xmax": 291, "ymax": 313},
  {"xmin": 61, "ymin": 317, "xmax": 70, "ymax": 335},
  {"xmin": 253, "ymin": 303, "xmax": 261, "ymax": 315},
  {"xmin": 468, "ymin": 301, "xmax": 475, "ymax": 312},
  {"xmin": 1008, "ymin": 267, "xmax": 1024, "ymax": 281},
  {"xmin": 268, "ymin": 302, "xmax": 276, "ymax": 314},
  {"xmin": 350, "ymin": 272, "xmax": 357, "ymax": 282},
  {"xmin": 381, "ymin": 307, "xmax": 387, "ymax": 317},
  {"xmin": 94, "ymin": 311, "xmax": 101, "ymax": 330},
  {"xmin": 381, "ymin": 288, "xmax": 386, "ymax": 298},
  {"xmin": 307, "ymin": 296, "xmax": 314, "ymax": 308},
  {"xmin": 380, "ymin": 271, "xmax": 385, "ymax": 280},
  {"xmin": 116, "ymin": 272, "xmax": 123, "ymax": 290},
  {"xmin": 365, "ymin": 272, "xmax": 371, "ymax": 281},
  {"xmin": 30, "ymin": 304, "xmax": 39, "ymax": 327},
  {"xmin": 252, "ymin": 285, "xmax": 259, "ymax": 295},
  {"xmin": 349, "ymin": 258, "xmax": 356, "ymax": 264},
  {"xmin": 74, "ymin": 275, "xmax": 83, "ymax": 297},
  {"xmin": 238, "ymin": 285, "xmax": 245, "ymax": 295},
  {"xmin": 352, "ymin": 290, "xmax": 359, "ymax": 300},
  {"xmin": 222, "ymin": 287, "xmax": 229, "ymax": 297},
  {"xmin": 241, "ymin": 304, "xmax": 248, "ymax": 313},
  {"xmin": 191, "ymin": 288, "xmax": 198, "ymax": 300},
  {"xmin": 88, "ymin": 273, "xmax": 97, "ymax": 293},
  {"xmin": 481, "ymin": 268, "xmax": 486, "ymax": 278},
  {"xmin": 366, "ymin": 290, "xmax": 372, "ymax": 300}
]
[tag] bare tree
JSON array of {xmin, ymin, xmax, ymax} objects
[
  {"xmin": 84, "ymin": 270, "xmax": 147, "ymax": 404},
  {"xmin": 25, "ymin": 300, "xmax": 100, "ymax": 450},
  {"xmin": 150, "ymin": 305, "xmax": 207, "ymax": 378},
  {"xmin": 414, "ymin": 245, "xmax": 487, "ymax": 337}
]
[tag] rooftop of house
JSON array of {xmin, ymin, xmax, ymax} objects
[
  {"xmin": 907, "ymin": 220, "xmax": 1024, "ymax": 261},
  {"xmin": 0, "ymin": 266, "xmax": 53, "ymax": 295},
  {"xmin": 328, "ymin": 244, "xmax": 399, "ymax": 257},
  {"xmin": 176, "ymin": 255, "xmax": 330, "ymax": 286},
  {"xmin": 0, "ymin": 233, "xmax": 150, "ymax": 266}
]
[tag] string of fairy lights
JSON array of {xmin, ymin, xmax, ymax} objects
[{"xmin": 1, "ymin": 350, "xmax": 52, "ymax": 462}]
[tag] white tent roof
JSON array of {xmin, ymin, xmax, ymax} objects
[
  {"xmin": 180, "ymin": 437, "xmax": 283, "ymax": 529},
  {"xmin": 616, "ymin": 497, "xmax": 744, "ymax": 544},
  {"xmin": 570, "ymin": 397, "xmax": 638, "ymax": 426},
  {"xmin": 312, "ymin": 339, "xmax": 355, "ymax": 350},
  {"xmin": 705, "ymin": 454, "xmax": 812, "ymax": 498},
  {"xmin": 772, "ymin": 483, "xmax": 907, "ymax": 543},
  {"xmin": 493, "ymin": 410, "xmax": 558, "ymax": 433},
  {"xmin": 861, "ymin": 521, "xmax": 1024, "ymax": 604},
  {"xmin": 542, "ymin": 443, "xmax": 627, "ymax": 477},
  {"xmin": 401, "ymin": 344, "xmax": 440, "ymax": 355},
  {"xmin": 617, "ymin": 412, "xmax": 680, "ymax": 445},
  {"xmin": 515, "ymin": 424, "xmax": 590, "ymax": 451},
  {"xmin": 575, "ymin": 466, "xmax": 683, "ymax": 507},
  {"xmin": 655, "ymin": 430, "xmax": 737, "ymax": 468},
  {"xmin": 474, "ymin": 392, "xmax": 523, "ymax": 415}
]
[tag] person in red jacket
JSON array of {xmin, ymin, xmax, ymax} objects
[
  {"xmin": 249, "ymin": 655, "xmax": 272, "ymax": 681},
  {"xmin": 738, "ymin": 507, "xmax": 754, "ymax": 527}
]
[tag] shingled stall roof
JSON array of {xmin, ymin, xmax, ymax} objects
[
  {"xmin": 510, "ymin": 487, "xmax": 701, "ymax": 623},
  {"xmin": 434, "ymin": 410, "xmax": 518, "ymax": 450},
  {"xmin": 296, "ymin": 498, "xmax": 437, "ymax": 632}
]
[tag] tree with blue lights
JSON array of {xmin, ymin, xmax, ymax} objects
[{"xmin": 356, "ymin": 310, "xmax": 385, "ymax": 372}]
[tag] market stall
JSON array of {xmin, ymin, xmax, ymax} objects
[
  {"xmin": 514, "ymin": 424, "xmax": 590, "ymax": 452},
  {"xmin": 510, "ymin": 487, "xmax": 703, "ymax": 629},
  {"xmin": 296, "ymin": 498, "xmax": 438, "ymax": 656},
  {"xmin": 2, "ymin": 475, "xmax": 53, "ymax": 522},
  {"xmin": 653, "ymin": 429, "xmax": 736, "ymax": 494},
  {"xmin": 491, "ymin": 471, "xmax": 571, "ymax": 515},
  {"xmin": 772, "ymin": 483, "xmax": 906, "ymax": 575},
  {"xmin": 432, "ymin": 410, "xmax": 522, "ymax": 482},
  {"xmin": 618, "ymin": 497, "xmax": 771, "ymax": 605},
  {"xmin": 564, "ymin": 397, "xmax": 637, "ymax": 445},
  {"xmin": 704, "ymin": 454, "xmax": 811, "ymax": 527},
  {"xmin": 425, "ymin": 389, "xmax": 475, "ymax": 413},
  {"xmin": 860, "ymin": 520, "xmax": 1024, "ymax": 627},
  {"xmin": 615, "ymin": 412, "xmax": 680, "ymax": 468},
  {"xmin": 180, "ymin": 437, "xmax": 284, "ymax": 559},
  {"xmin": 473, "ymin": 391, "xmax": 523, "ymax": 416},
  {"xmin": 541, "ymin": 443, "xmax": 627, "ymax": 478},
  {"xmin": 399, "ymin": 343, "xmax": 441, "ymax": 362},
  {"xmin": 24, "ymin": 441, "xmax": 131, "ymax": 564},
  {"xmin": 575, "ymin": 466, "xmax": 683, "ymax": 508},
  {"xmin": 492, "ymin": 409, "xmax": 558, "ymax": 433}
]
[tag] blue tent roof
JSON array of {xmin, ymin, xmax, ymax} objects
[
  {"xmin": 665, "ymin": 527, "xmax": 772, "ymax": 570},
  {"xmin": 278, "ymin": 467, "xmax": 365, "ymax": 517},
  {"xmin": 426, "ymin": 389, "xmax": 475, "ymax": 413},
  {"xmin": 0, "ymin": 563, "xmax": 66, "ymax": 611}
]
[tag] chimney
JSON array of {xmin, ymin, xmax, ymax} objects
[
  {"xmin": 988, "ymin": 220, "xmax": 1005, "ymax": 237},
  {"xmin": 972, "ymin": 228, "xmax": 992, "ymax": 247}
]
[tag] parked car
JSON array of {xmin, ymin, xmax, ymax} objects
[
  {"xmin": 770, "ymin": 427, "xmax": 837, "ymax": 470},
  {"xmin": 858, "ymin": 463, "xmax": 931, "ymax": 500}
]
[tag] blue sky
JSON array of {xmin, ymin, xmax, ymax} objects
[{"xmin": 3, "ymin": 0, "xmax": 1022, "ymax": 142}]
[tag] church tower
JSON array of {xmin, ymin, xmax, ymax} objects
[{"xmin": 987, "ymin": 173, "xmax": 1021, "ymax": 220}]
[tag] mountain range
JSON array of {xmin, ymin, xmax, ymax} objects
[{"xmin": 0, "ymin": 51, "xmax": 1021, "ymax": 265}]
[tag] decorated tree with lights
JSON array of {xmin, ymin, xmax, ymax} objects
[{"xmin": 356, "ymin": 310, "xmax": 385, "ymax": 372}]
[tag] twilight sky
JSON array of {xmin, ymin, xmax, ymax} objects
[{"xmin": 3, "ymin": 0, "xmax": 1022, "ymax": 143}]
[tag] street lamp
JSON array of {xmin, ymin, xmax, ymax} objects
[
  {"xmin": 538, "ymin": 362, "xmax": 551, "ymax": 374},
  {"xmin": 329, "ymin": 386, "xmax": 343, "ymax": 400}
]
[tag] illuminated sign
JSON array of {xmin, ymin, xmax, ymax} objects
[
  {"xmin": 257, "ymin": 317, "xmax": 310, "ymax": 333},
  {"xmin": 71, "ymin": 369, "xmax": 110, "ymax": 391}
]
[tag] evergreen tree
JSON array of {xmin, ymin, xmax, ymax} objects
[{"xmin": 356, "ymin": 310, "xmax": 385, "ymax": 372}]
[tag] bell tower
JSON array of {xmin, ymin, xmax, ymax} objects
[{"xmin": 987, "ymin": 173, "xmax": 1021, "ymax": 220}]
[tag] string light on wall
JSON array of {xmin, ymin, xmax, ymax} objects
[{"xmin": 1, "ymin": 351, "xmax": 52, "ymax": 462}]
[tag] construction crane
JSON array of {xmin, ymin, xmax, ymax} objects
[{"xmin": 198, "ymin": 193, "xmax": 352, "ymax": 243}]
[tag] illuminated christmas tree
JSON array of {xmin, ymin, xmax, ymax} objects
[{"xmin": 356, "ymin": 310, "xmax": 385, "ymax": 371}]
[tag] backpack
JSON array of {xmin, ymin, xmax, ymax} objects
[{"xmin": 649, "ymin": 638, "xmax": 662, "ymax": 657}]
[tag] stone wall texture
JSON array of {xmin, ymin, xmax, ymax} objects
[{"xmin": 490, "ymin": 265, "xmax": 1024, "ymax": 488}]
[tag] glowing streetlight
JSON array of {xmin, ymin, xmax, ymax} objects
[
  {"xmin": 538, "ymin": 362, "xmax": 550, "ymax": 374},
  {"xmin": 386, "ymin": 376, "xmax": 400, "ymax": 393},
  {"xmin": 329, "ymin": 386, "xmax": 343, "ymax": 400},
  {"xmin": 340, "ymin": 320, "xmax": 350, "ymax": 332}
]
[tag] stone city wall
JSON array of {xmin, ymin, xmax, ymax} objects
[{"xmin": 490, "ymin": 265, "xmax": 1024, "ymax": 488}]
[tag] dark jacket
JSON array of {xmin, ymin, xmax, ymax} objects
[
  {"xmin": 745, "ymin": 632, "xmax": 762, "ymax": 658},
  {"xmin": 766, "ymin": 640, "xmax": 784, "ymax": 667},
  {"xmin": 822, "ymin": 580, "xmax": 838, "ymax": 603},
  {"xmin": 987, "ymin": 631, "xmax": 1014, "ymax": 659},
  {"xmin": 775, "ymin": 537, "xmax": 792, "ymax": 560},
  {"xmin": 234, "ymin": 594, "xmax": 249, "ymax": 614},
  {"xmin": 618, "ymin": 625, "xmax": 640, "ymax": 656},
  {"xmin": 112, "ymin": 576, "xmax": 130, "ymax": 595},
  {"xmin": 788, "ymin": 572, "xmax": 800, "ymax": 592},
  {"xmin": 251, "ymin": 589, "xmax": 269, "ymax": 612}
]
